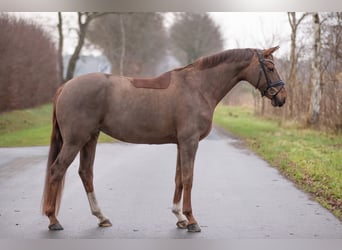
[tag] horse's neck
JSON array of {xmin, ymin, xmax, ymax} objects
[{"xmin": 198, "ymin": 62, "xmax": 248, "ymax": 108}]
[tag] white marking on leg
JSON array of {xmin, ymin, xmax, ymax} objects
[
  {"xmin": 172, "ymin": 202, "xmax": 187, "ymax": 222},
  {"xmin": 87, "ymin": 192, "xmax": 108, "ymax": 222}
]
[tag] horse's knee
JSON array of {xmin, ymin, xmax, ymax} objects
[
  {"xmin": 78, "ymin": 169, "xmax": 89, "ymax": 179},
  {"xmin": 50, "ymin": 170, "xmax": 65, "ymax": 184},
  {"xmin": 181, "ymin": 172, "xmax": 193, "ymax": 186}
]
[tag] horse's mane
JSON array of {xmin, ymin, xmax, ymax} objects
[{"xmin": 174, "ymin": 48, "xmax": 255, "ymax": 71}]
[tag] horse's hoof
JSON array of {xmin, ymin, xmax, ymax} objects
[
  {"xmin": 176, "ymin": 220, "xmax": 188, "ymax": 229},
  {"xmin": 99, "ymin": 219, "xmax": 112, "ymax": 227},
  {"xmin": 48, "ymin": 223, "xmax": 64, "ymax": 231},
  {"xmin": 187, "ymin": 223, "xmax": 201, "ymax": 233}
]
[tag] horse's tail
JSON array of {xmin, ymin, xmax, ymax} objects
[{"xmin": 42, "ymin": 86, "xmax": 64, "ymax": 216}]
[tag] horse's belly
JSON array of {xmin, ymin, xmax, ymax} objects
[
  {"xmin": 101, "ymin": 114, "xmax": 177, "ymax": 144},
  {"xmin": 102, "ymin": 128, "xmax": 177, "ymax": 144},
  {"xmin": 102, "ymin": 81, "xmax": 178, "ymax": 144}
]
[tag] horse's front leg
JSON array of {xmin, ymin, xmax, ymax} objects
[
  {"xmin": 172, "ymin": 146, "xmax": 188, "ymax": 229},
  {"xmin": 177, "ymin": 138, "xmax": 201, "ymax": 232}
]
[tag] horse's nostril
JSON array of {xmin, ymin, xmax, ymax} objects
[{"xmin": 278, "ymin": 98, "xmax": 286, "ymax": 107}]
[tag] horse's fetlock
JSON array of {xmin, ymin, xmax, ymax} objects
[
  {"xmin": 172, "ymin": 208, "xmax": 180, "ymax": 215},
  {"xmin": 45, "ymin": 207, "xmax": 54, "ymax": 217},
  {"xmin": 183, "ymin": 210, "xmax": 192, "ymax": 217},
  {"xmin": 92, "ymin": 209, "xmax": 101, "ymax": 217}
]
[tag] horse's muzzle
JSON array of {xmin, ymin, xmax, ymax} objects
[{"xmin": 271, "ymin": 95, "xmax": 286, "ymax": 107}]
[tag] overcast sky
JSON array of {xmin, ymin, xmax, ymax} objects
[
  {"xmin": 9, "ymin": 12, "xmax": 293, "ymax": 57},
  {"xmin": 210, "ymin": 12, "xmax": 291, "ymax": 51}
]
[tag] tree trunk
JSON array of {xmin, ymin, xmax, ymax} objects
[
  {"xmin": 286, "ymin": 12, "xmax": 308, "ymax": 121},
  {"xmin": 65, "ymin": 13, "xmax": 89, "ymax": 82},
  {"xmin": 57, "ymin": 12, "xmax": 64, "ymax": 83},
  {"xmin": 119, "ymin": 14, "xmax": 126, "ymax": 76},
  {"xmin": 287, "ymin": 12, "xmax": 297, "ymax": 118},
  {"xmin": 63, "ymin": 12, "xmax": 116, "ymax": 82},
  {"xmin": 308, "ymin": 13, "xmax": 322, "ymax": 125}
]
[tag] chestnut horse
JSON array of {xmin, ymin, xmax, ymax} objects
[{"xmin": 42, "ymin": 47, "xmax": 286, "ymax": 232}]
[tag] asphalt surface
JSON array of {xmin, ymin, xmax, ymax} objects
[{"xmin": 0, "ymin": 127, "xmax": 341, "ymax": 239}]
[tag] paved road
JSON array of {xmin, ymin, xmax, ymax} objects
[{"xmin": 0, "ymin": 127, "xmax": 341, "ymax": 239}]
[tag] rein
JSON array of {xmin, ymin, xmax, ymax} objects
[{"xmin": 255, "ymin": 51, "xmax": 285, "ymax": 97}]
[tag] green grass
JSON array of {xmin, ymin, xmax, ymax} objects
[
  {"xmin": 0, "ymin": 104, "xmax": 115, "ymax": 147},
  {"xmin": 214, "ymin": 105, "xmax": 342, "ymax": 221}
]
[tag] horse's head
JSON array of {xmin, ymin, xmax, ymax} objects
[{"xmin": 245, "ymin": 46, "xmax": 287, "ymax": 107}]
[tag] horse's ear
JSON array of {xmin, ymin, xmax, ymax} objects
[{"xmin": 263, "ymin": 46, "xmax": 280, "ymax": 57}]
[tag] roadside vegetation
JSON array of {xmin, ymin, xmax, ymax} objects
[
  {"xmin": 0, "ymin": 104, "xmax": 114, "ymax": 147},
  {"xmin": 214, "ymin": 105, "xmax": 342, "ymax": 221}
]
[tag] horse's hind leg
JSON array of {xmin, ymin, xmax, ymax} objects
[
  {"xmin": 79, "ymin": 132, "xmax": 112, "ymax": 227},
  {"xmin": 172, "ymin": 147, "xmax": 188, "ymax": 229},
  {"xmin": 45, "ymin": 144, "xmax": 80, "ymax": 230}
]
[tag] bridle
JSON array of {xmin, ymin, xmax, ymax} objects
[{"xmin": 255, "ymin": 50, "xmax": 285, "ymax": 97}]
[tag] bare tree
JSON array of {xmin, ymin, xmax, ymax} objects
[
  {"xmin": 87, "ymin": 13, "xmax": 168, "ymax": 77},
  {"xmin": 57, "ymin": 12, "xmax": 64, "ymax": 82},
  {"xmin": 58, "ymin": 12, "xmax": 115, "ymax": 82},
  {"xmin": 321, "ymin": 12, "xmax": 342, "ymax": 77},
  {"xmin": 319, "ymin": 12, "xmax": 342, "ymax": 131},
  {"xmin": 307, "ymin": 13, "xmax": 322, "ymax": 125},
  {"xmin": 287, "ymin": 12, "xmax": 309, "ymax": 118},
  {"xmin": 170, "ymin": 13, "xmax": 224, "ymax": 65},
  {"xmin": 119, "ymin": 14, "xmax": 126, "ymax": 76}
]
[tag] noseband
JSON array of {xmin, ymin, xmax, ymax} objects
[{"xmin": 255, "ymin": 51, "xmax": 285, "ymax": 97}]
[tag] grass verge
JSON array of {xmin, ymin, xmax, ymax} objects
[
  {"xmin": 0, "ymin": 104, "xmax": 115, "ymax": 147},
  {"xmin": 213, "ymin": 105, "xmax": 342, "ymax": 221}
]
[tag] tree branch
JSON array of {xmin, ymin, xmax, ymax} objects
[{"xmin": 64, "ymin": 12, "xmax": 122, "ymax": 81}]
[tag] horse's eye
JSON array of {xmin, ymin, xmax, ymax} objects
[{"xmin": 267, "ymin": 67, "xmax": 274, "ymax": 72}]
